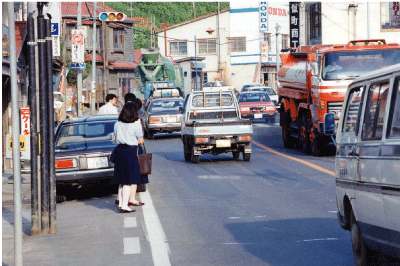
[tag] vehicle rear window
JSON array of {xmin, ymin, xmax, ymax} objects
[
  {"xmin": 56, "ymin": 121, "xmax": 116, "ymax": 148},
  {"xmin": 238, "ymin": 93, "xmax": 271, "ymax": 103},
  {"xmin": 150, "ymin": 100, "xmax": 183, "ymax": 112},
  {"xmin": 192, "ymin": 93, "xmax": 235, "ymax": 107}
]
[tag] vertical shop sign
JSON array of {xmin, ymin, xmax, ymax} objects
[
  {"xmin": 260, "ymin": 2, "xmax": 268, "ymax": 31},
  {"xmin": 21, "ymin": 107, "xmax": 30, "ymax": 136},
  {"xmin": 289, "ymin": 2, "xmax": 300, "ymax": 48}
]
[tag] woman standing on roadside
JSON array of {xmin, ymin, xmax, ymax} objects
[{"xmin": 113, "ymin": 102, "xmax": 144, "ymax": 213}]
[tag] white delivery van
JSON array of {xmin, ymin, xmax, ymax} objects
[{"xmin": 331, "ymin": 64, "xmax": 400, "ymax": 266}]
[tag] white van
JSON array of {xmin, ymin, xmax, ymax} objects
[{"xmin": 332, "ymin": 64, "xmax": 400, "ymax": 265}]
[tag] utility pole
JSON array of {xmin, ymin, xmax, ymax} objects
[
  {"xmin": 77, "ymin": 2, "xmax": 82, "ymax": 116},
  {"xmin": 91, "ymin": 2, "xmax": 97, "ymax": 115},
  {"xmin": 62, "ymin": 20, "xmax": 67, "ymax": 121},
  {"xmin": 217, "ymin": 2, "xmax": 220, "ymax": 79},
  {"xmin": 8, "ymin": 3, "xmax": 23, "ymax": 263},
  {"xmin": 276, "ymin": 23, "xmax": 280, "ymax": 74}
]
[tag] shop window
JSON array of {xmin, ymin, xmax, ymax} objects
[
  {"xmin": 310, "ymin": 3, "xmax": 321, "ymax": 39},
  {"xmin": 281, "ymin": 34, "xmax": 289, "ymax": 50},
  {"xmin": 381, "ymin": 2, "xmax": 400, "ymax": 30}
]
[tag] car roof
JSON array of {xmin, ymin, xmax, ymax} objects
[
  {"xmin": 151, "ymin": 97, "xmax": 184, "ymax": 102},
  {"xmin": 240, "ymin": 91, "xmax": 266, "ymax": 95},
  {"xmin": 61, "ymin": 115, "xmax": 118, "ymax": 124}
]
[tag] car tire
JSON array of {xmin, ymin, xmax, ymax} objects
[
  {"xmin": 232, "ymin": 150, "xmax": 240, "ymax": 159},
  {"xmin": 282, "ymin": 109, "xmax": 295, "ymax": 148},
  {"xmin": 184, "ymin": 141, "xmax": 192, "ymax": 161},
  {"xmin": 243, "ymin": 153, "xmax": 251, "ymax": 161},
  {"xmin": 192, "ymin": 155, "xmax": 199, "ymax": 164},
  {"xmin": 147, "ymin": 130, "xmax": 154, "ymax": 140},
  {"xmin": 310, "ymin": 126, "xmax": 322, "ymax": 156},
  {"xmin": 350, "ymin": 210, "xmax": 368, "ymax": 266}
]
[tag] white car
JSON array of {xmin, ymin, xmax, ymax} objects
[
  {"xmin": 240, "ymin": 83, "xmax": 264, "ymax": 92},
  {"xmin": 202, "ymin": 81, "xmax": 237, "ymax": 94}
]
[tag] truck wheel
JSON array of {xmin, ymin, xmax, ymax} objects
[
  {"xmin": 310, "ymin": 127, "xmax": 322, "ymax": 156},
  {"xmin": 192, "ymin": 155, "xmax": 199, "ymax": 164},
  {"xmin": 299, "ymin": 115, "xmax": 311, "ymax": 154},
  {"xmin": 243, "ymin": 153, "xmax": 251, "ymax": 161},
  {"xmin": 350, "ymin": 211, "xmax": 368, "ymax": 266},
  {"xmin": 232, "ymin": 151, "xmax": 240, "ymax": 159},
  {"xmin": 184, "ymin": 141, "xmax": 192, "ymax": 161},
  {"xmin": 282, "ymin": 111, "xmax": 294, "ymax": 148}
]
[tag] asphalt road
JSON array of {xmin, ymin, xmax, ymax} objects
[{"xmin": 7, "ymin": 118, "xmax": 399, "ymax": 265}]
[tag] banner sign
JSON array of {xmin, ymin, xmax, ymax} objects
[
  {"xmin": 52, "ymin": 35, "xmax": 61, "ymax": 56},
  {"xmin": 261, "ymin": 42, "xmax": 269, "ymax": 63},
  {"xmin": 260, "ymin": 2, "xmax": 268, "ymax": 31},
  {"xmin": 72, "ymin": 29, "xmax": 85, "ymax": 63},
  {"xmin": 21, "ymin": 107, "xmax": 30, "ymax": 136},
  {"xmin": 289, "ymin": 2, "xmax": 300, "ymax": 48}
]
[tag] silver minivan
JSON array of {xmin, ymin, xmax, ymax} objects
[{"xmin": 333, "ymin": 64, "xmax": 400, "ymax": 265}]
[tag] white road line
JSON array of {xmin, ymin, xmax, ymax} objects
[
  {"xmin": 124, "ymin": 217, "xmax": 137, "ymax": 228},
  {"xmin": 123, "ymin": 237, "xmax": 141, "ymax": 254},
  {"xmin": 198, "ymin": 175, "xmax": 241, "ymax": 180},
  {"xmin": 140, "ymin": 189, "xmax": 171, "ymax": 266},
  {"xmin": 329, "ymin": 211, "xmax": 338, "ymax": 214},
  {"xmin": 297, "ymin": 238, "xmax": 339, "ymax": 242}
]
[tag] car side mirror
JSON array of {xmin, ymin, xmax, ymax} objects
[
  {"xmin": 310, "ymin": 62, "xmax": 319, "ymax": 76},
  {"xmin": 179, "ymin": 107, "xmax": 184, "ymax": 113},
  {"xmin": 324, "ymin": 113, "xmax": 335, "ymax": 135}
]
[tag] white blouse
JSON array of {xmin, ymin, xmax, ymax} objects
[{"xmin": 113, "ymin": 120, "xmax": 143, "ymax": 146}]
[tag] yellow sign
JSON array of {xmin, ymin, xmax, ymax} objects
[{"xmin": 9, "ymin": 135, "xmax": 26, "ymax": 151}]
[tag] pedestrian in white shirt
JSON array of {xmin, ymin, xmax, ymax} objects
[{"xmin": 98, "ymin": 94, "xmax": 118, "ymax": 115}]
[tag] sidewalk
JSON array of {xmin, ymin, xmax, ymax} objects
[{"xmin": 2, "ymin": 170, "xmax": 150, "ymax": 266}]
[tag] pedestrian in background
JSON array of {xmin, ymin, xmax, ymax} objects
[
  {"xmin": 113, "ymin": 102, "xmax": 144, "ymax": 213},
  {"xmin": 124, "ymin": 92, "xmax": 136, "ymax": 105},
  {"xmin": 98, "ymin": 94, "xmax": 118, "ymax": 115}
]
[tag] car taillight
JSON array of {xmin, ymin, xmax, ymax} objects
[
  {"xmin": 196, "ymin": 137, "xmax": 209, "ymax": 143},
  {"xmin": 55, "ymin": 159, "xmax": 77, "ymax": 169},
  {"xmin": 239, "ymin": 136, "xmax": 251, "ymax": 141},
  {"xmin": 149, "ymin": 117, "xmax": 161, "ymax": 123}
]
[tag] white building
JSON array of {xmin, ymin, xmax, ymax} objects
[
  {"xmin": 301, "ymin": 2, "xmax": 400, "ymax": 46},
  {"xmin": 156, "ymin": 3, "xmax": 290, "ymax": 93}
]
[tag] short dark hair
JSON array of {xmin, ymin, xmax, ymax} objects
[
  {"xmin": 118, "ymin": 102, "xmax": 139, "ymax": 123},
  {"xmin": 106, "ymin": 94, "xmax": 117, "ymax": 102},
  {"xmin": 124, "ymin": 93, "xmax": 136, "ymax": 103},
  {"xmin": 133, "ymin": 98, "xmax": 143, "ymax": 110}
]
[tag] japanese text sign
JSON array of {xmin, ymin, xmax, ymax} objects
[
  {"xmin": 21, "ymin": 107, "xmax": 30, "ymax": 136},
  {"xmin": 289, "ymin": 2, "xmax": 300, "ymax": 48},
  {"xmin": 72, "ymin": 29, "xmax": 85, "ymax": 63}
]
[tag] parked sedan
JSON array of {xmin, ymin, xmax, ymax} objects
[
  {"xmin": 141, "ymin": 98, "xmax": 185, "ymax": 139},
  {"xmin": 54, "ymin": 115, "xmax": 118, "ymax": 189},
  {"xmin": 238, "ymin": 92, "xmax": 277, "ymax": 122}
]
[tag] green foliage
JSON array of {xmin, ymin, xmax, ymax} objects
[
  {"xmin": 66, "ymin": 62, "xmax": 93, "ymax": 87},
  {"xmin": 106, "ymin": 2, "xmax": 230, "ymax": 49}
]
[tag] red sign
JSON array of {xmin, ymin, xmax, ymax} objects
[{"xmin": 21, "ymin": 107, "xmax": 30, "ymax": 135}]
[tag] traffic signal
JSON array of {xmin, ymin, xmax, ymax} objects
[{"xmin": 99, "ymin": 12, "xmax": 127, "ymax": 21}]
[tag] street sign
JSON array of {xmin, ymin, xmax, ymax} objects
[
  {"xmin": 52, "ymin": 36, "xmax": 61, "ymax": 57},
  {"xmin": 51, "ymin": 23, "xmax": 59, "ymax": 36},
  {"xmin": 70, "ymin": 63, "xmax": 86, "ymax": 69},
  {"xmin": 71, "ymin": 29, "xmax": 85, "ymax": 63}
]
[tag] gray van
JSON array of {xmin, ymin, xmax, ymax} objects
[{"xmin": 333, "ymin": 64, "xmax": 400, "ymax": 266}]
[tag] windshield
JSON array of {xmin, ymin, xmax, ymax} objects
[
  {"xmin": 149, "ymin": 99, "xmax": 184, "ymax": 113},
  {"xmin": 56, "ymin": 121, "xmax": 116, "ymax": 150},
  {"xmin": 322, "ymin": 49, "xmax": 400, "ymax": 80},
  {"xmin": 238, "ymin": 93, "xmax": 271, "ymax": 103}
]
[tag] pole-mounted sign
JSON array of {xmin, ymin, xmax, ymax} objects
[
  {"xmin": 71, "ymin": 29, "xmax": 85, "ymax": 63},
  {"xmin": 289, "ymin": 2, "xmax": 300, "ymax": 48}
]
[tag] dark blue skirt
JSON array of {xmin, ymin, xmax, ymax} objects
[{"xmin": 113, "ymin": 144, "xmax": 141, "ymax": 185}]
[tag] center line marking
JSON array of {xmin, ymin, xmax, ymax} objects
[{"xmin": 252, "ymin": 140, "xmax": 335, "ymax": 176}]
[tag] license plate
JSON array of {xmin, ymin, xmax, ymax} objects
[
  {"xmin": 87, "ymin": 157, "xmax": 108, "ymax": 169},
  {"xmin": 216, "ymin": 139, "xmax": 231, "ymax": 147},
  {"xmin": 166, "ymin": 117, "xmax": 176, "ymax": 123},
  {"xmin": 254, "ymin": 113, "xmax": 262, "ymax": 119}
]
